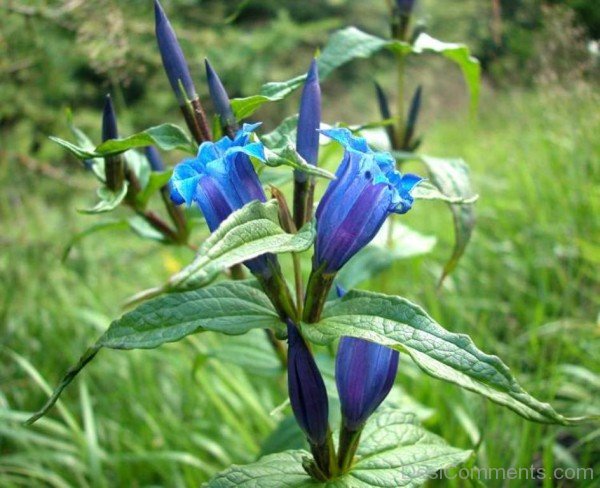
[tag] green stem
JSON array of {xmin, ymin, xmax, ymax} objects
[
  {"xmin": 309, "ymin": 430, "xmax": 338, "ymax": 480},
  {"xmin": 303, "ymin": 266, "xmax": 335, "ymax": 324},
  {"xmin": 256, "ymin": 264, "xmax": 298, "ymax": 322},
  {"xmin": 337, "ymin": 424, "xmax": 363, "ymax": 473}
]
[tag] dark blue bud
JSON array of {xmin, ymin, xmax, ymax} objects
[
  {"xmin": 295, "ymin": 59, "xmax": 321, "ymax": 183},
  {"xmin": 403, "ymin": 85, "xmax": 422, "ymax": 149},
  {"xmin": 205, "ymin": 59, "xmax": 235, "ymax": 127},
  {"xmin": 336, "ymin": 333, "xmax": 399, "ymax": 430},
  {"xmin": 314, "ymin": 128, "xmax": 422, "ymax": 273},
  {"xmin": 145, "ymin": 146, "xmax": 165, "ymax": 172},
  {"xmin": 396, "ymin": 0, "xmax": 416, "ymax": 15},
  {"xmin": 287, "ymin": 320, "xmax": 329, "ymax": 445},
  {"xmin": 154, "ymin": 0, "xmax": 197, "ymax": 105},
  {"xmin": 102, "ymin": 94, "xmax": 118, "ymax": 142}
]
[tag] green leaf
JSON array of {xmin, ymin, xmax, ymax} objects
[
  {"xmin": 166, "ymin": 200, "xmax": 315, "ymax": 292},
  {"xmin": 350, "ymin": 410, "xmax": 471, "ymax": 486},
  {"xmin": 135, "ymin": 170, "xmax": 172, "ymax": 208},
  {"xmin": 62, "ymin": 219, "xmax": 129, "ymax": 261},
  {"xmin": 26, "ymin": 281, "xmax": 280, "ymax": 424},
  {"xmin": 78, "ymin": 183, "xmax": 129, "ymax": 214},
  {"xmin": 412, "ymin": 181, "xmax": 478, "ymax": 205},
  {"xmin": 127, "ymin": 215, "xmax": 167, "ymax": 242},
  {"xmin": 65, "ymin": 110, "xmax": 105, "ymax": 181},
  {"xmin": 261, "ymin": 115, "xmax": 299, "ymax": 152},
  {"xmin": 264, "ymin": 147, "xmax": 335, "ymax": 180},
  {"xmin": 207, "ymin": 409, "xmax": 470, "ymax": 487},
  {"xmin": 51, "ymin": 124, "xmax": 196, "ymax": 161},
  {"xmin": 123, "ymin": 149, "xmax": 151, "ymax": 192},
  {"xmin": 95, "ymin": 124, "xmax": 196, "ymax": 156},
  {"xmin": 303, "ymin": 290, "xmax": 596, "ymax": 425},
  {"xmin": 231, "ymin": 26, "xmax": 481, "ymax": 119},
  {"xmin": 418, "ymin": 156, "xmax": 476, "ymax": 284},
  {"xmin": 411, "ymin": 33, "xmax": 481, "ymax": 116},
  {"xmin": 231, "ymin": 27, "xmax": 410, "ymax": 119}
]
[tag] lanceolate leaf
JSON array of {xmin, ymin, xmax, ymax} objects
[
  {"xmin": 412, "ymin": 33, "xmax": 481, "ymax": 116},
  {"xmin": 78, "ymin": 183, "xmax": 129, "ymax": 214},
  {"xmin": 51, "ymin": 124, "xmax": 196, "ymax": 161},
  {"xmin": 419, "ymin": 156, "xmax": 476, "ymax": 285},
  {"xmin": 26, "ymin": 281, "xmax": 280, "ymax": 425},
  {"xmin": 165, "ymin": 200, "xmax": 315, "ymax": 292},
  {"xmin": 231, "ymin": 26, "xmax": 480, "ymax": 119},
  {"xmin": 303, "ymin": 290, "xmax": 596, "ymax": 425},
  {"xmin": 206, "ymin": 409, "xmax": 470, "ymax": 487},
  {"xmin": 232, "ymin": 27, "xmax": 410, "ymax": 119}
]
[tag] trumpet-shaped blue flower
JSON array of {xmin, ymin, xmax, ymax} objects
[
  {"xmin": 295, "ymin": 59, "xmax": 321, "ymax": 182},
  {"xmin": 287, "ymin": 320, "xmax": 329, "ymax": 446},
  {"xmin": 154, "ymin": 0, "xmax": 197, "ymax": 105},
  {"xmin": 169, "ymin": 123, "xmax": 271, "ymax": 275},
  {"xmin": 314, "ymin": 128, "xmax": 422, "ymax": 273},
  {"xmin": 335, "ymin": 287, "xmax": 399, "ymax": 431}
]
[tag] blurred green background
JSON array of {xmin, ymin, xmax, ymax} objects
[{"xmin": 1, "ymin": 0, "xmax": 599, "ymax": 486}]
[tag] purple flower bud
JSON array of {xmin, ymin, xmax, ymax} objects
[
  {"xmin": 314, "ymin": 128, "xmax": 422, "ymax": 273},
  {"xmin": 396, "ymin": 0, "xmax": 416, "ymax": 15},
  {"xmin": 287, "ymin": 320, "xmax": 329, "ymax": 446},
  {"xmin": 154, "ymin": 0, "xmax": 197, "ymax": 105},
  {"xmin": 295, "ymin": 59, "xmax": 321, "ymax": 183},
  {"xmin": 145, "ymin": 146, "xmax": 165, "ymax": 172},
  {"xmin": 102, "ymin": 94, "xmax": 118, "ymax": 142},
  {"xmin": 205, "ymin": 59, "xmax": 236, "ymax": 129},
  {"xmin": 336, "ymin": 332, "xmax": 399, "ymax": 430}
]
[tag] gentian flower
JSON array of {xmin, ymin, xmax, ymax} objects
[
  {"xmin": 335, "ymin": 279, "xmax": 399, "ymax": 430},
  {"xmin": 169, "ymin": 123, "xmax": 273, "ymax": 276},
  {"xmin": 205, "ymin": 59, "xmax": 236, "ymax": 135},
  {"xmin": 287, "ymin": 320, "xmax": 329, "ymax": 446},
  {"xmin": 154, "ymin": 0, "xmax": 197, "ymax": 105},
  {"xmin": 314, "ymin": 128, "xmax": 422, "ymax": 273}
]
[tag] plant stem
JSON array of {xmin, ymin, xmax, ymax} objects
[
  {"xmin": 337, "ymin": 424, "xmax": 363, "ymax": 473},
  {"xmin": 180, "ymin": 98, "xmax": 211, "ymax": 144},
  {"xmin": 309, "ymin": 431, "xmax": 338, "ymax": 480},
  {"xmin": 303, "ymin": 266, "xmax": 335, "ymax": 324},
  {"xmin": 292, "ymin": 253, "xmax": 304, "ymax": 318}
]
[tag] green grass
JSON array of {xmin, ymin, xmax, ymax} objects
[{"xmin": 1, "ymin": 85, "xmax": 599, "ymax": 487}]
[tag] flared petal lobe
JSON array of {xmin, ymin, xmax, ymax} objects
[{"xmin": 168, "ymin": 124, "xmax": 273, "ymax": 276}]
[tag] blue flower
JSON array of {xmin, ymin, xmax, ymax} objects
[
  {"xmin": 154, "ymin": 0, "xmax": 197, "ymax": 105},
  {"xmin": 335, "ymin": 287, "xmax": 399, "ymax": 430},
  {"xmin": 314, "ymin": 128, "xmax": 422, "ymax": 273},
  {"xmin": 287, "ymin": 320, "xmax": 329, "ymax": 446},
  {"xmin": 295, "ymin": 59, "xmax": 321, "ymax": 181},
  {"xmin": 169, "ymin": 123, "xmax": 270, "ymax": 275}
]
